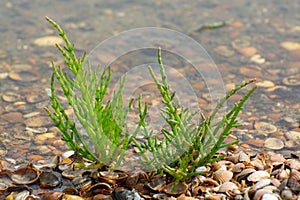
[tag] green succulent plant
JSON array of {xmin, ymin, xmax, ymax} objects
[{"xmin": 44, "ymin": 17, "xmax": 256, "ymax": 183}]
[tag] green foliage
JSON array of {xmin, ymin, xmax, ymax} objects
[
  {"xmin": 44, "ymin": 17, "xmax": 140, "ymax": 168},
  {"xmin": 45, "ymin": 17, "xmax": 256, "ymax": 182},
  {"xmin": 134, "ymin": 49, "xmax": 256, "ymax": 183}
]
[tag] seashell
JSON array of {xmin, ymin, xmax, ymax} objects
[
  {"xmin": 277, "ymin": 169, "xmax": 290, "ymax": 180},
  {"xmin": 72, "ymin": 176, "xmax": 92, "ymax": 191},
  {"xmin": 0, "ymin": 182, "xmax": 8, "ymax": 192},
  {"xmin": 80, "ymin": 182, "xmax": 112, "ymax": 197},
  {"xmin": 63, "ymin": 194, "xmax": 85, "ymax": 200},
  {"xmin": 201, "ymin": 178, "xmax": 219, "ymax": 187},
  {"xmin": 254, "ymin": 122, "xmax": 277, "ymax": 134},
  {"xmin": 281, "ymin": 189, "xmax": 293, "ymax": 200},
  {"xmin": 26, "ymin": 93, "xmax": 47, "ymax": 103},
  {"xmin": 226, "ymin": 153, "xmax": 240, "ymax": 164},
  {"xmin": 213, "ymin": 170, "xmax": 233, "ymax": 183},
  {"xmin": 282, "ymin": 74, "xmax": 300, "ymax": 86},
  {"xmin": 232, "ymin": 163, "xmax": 245, "ymax": 173},
  {"xmin": 113, "ymin": 187, "xmax": 144, "ymax": 200},
  {"xmin": 253, "ymin": 189, "xmax": 272, "ymax": 200},
  {"xmin": 264, "ymin": 138, "xmax": 284, "ymax": 150},
  {"xmin": 9, "ymin": 166, "xmax": 40, "ymax": 185},
  {"xmin": 147, "ymin": 175, "xmax": 166, "ymax": 192},
  {"xmin": 63, "ymin": 187, "xmax": 79, "ymax": 195},
  {"xmin": 260, "ymin": 193, "xmax": 280, "ymax": 200},
  {"xmin": 2, "ymin": 93, "xmax": 21, "ymax": 103},
  {"xmin": 99, "ymin": 170, "xmax": 128, "ymax": 183},
  {"xmin": 250, "ymin": 159, "xmax": 265, "ymax": 170},
  {"xmin": 218, "ymin": 181, "xmax": 238, "ymax": 193},
  {"xmin": 163, "ymin": 182, "xmax": 188, "ymax": 196},
  {"xmin": 125, "ymin": 172, "xmax": 140, "ymax": 188},
  {"xmin": 92, "ymin": 194, "xmax": 113, "ymax": 200},
  {"xmin": 62, "ymin": 169, "xmax": 85, "ymax": 179},
  {"xmin": 8, "ymin": 70, "xmax": 39, "ymax": 82},
  {"xmin": 253, "ymin": 179, "xmax": 271, "ymax": 190},
  {"xmin": 6, "ymin": 190, "xmax": 30, "ymax": 200},
  {"xmin": 285, "ymin": 159, "xmax": 300, "ymax": 170},
  {"xmin": 39, "ymin": 171, "xmax": 61, "ymax": 188},
  {"xmin": 238, "ymin": 151, "xmax": 250, "ymax": 162},
  {"xmin": 42, "ymin": 192, "xmax": 64, "ymax": 200},
  {"xmin": 247, "ymin": 170, "xmax": 270, "ymax": 182},
  {"xmin": 237, "ymin": 168, "xmax": 256, "ymax": 182}
]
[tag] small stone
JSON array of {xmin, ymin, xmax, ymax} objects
[
  {"xmin": 280, "ymin": 41, "xmax": 300, "ymax": 51},
  {"xmin": 264, "ymin": 138, "xmax": 284, "ymax": 150},
  {"xmin": 33, "ymin": 36, "xmax": 64, "ymax": 46}
]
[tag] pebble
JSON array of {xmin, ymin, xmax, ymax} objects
[
  {"xmin": 264, "ymin": 138, "xmax": 285, "ymax": 150},
  {"xmin": 33, "ymin": 36, "xmax": 64, "ymax": 46},
  {"xmin": 280, "ymin": 41, "xmax": 300, "ymax": 51}
]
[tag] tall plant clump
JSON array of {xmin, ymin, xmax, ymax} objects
[
  {"xmin": 134, "ymin": 49, "xmax": 256, "ymax": 183},
  {"xmin": 45, "ymin": 17, "xmax": 256, "ymax": 182},
  {"xmin": 44, "ymin": 17, "xmax": 141, "ymax": 168}
]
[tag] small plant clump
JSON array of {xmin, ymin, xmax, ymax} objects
[{"xmin": 45, "ymin": 17, "xmax": 256, "ymax": 184}]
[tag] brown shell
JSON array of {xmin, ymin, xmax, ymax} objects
[
  {"xmin": 39, "ymin": 171, "xmax": 61, "ymax": 188},
  {"xmin": 81, "ymin": 182, "xmax": 112, "ymax": 197},
  {"xmin": 72, "ymin": 176, "xmax": 92, "ymax": 191},
  {"xmin": 9, "ymin": 166, "xmax": 40, "ymax": 185},
  {"xmin": 163, "ymin": 182, "xmax": 188, "ymax": 196}
]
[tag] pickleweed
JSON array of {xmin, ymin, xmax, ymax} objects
[{"xmin": 45, "ymin": 17, "xmax": 256, "ymax": 183}]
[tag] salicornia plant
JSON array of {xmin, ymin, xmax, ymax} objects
[
  {"xmin": 44, "ymin": 17, "xmax": 141, "ymax": 168},
  {"xmin": 134, "ymin": 49, "xmax": 256, "ymax": 183},
  {"xmin": 44, "ymin": 17, "xmax": 256, "ymax": 183}
]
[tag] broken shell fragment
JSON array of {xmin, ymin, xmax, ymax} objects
[
  {"xmin": 247, "ymin": 170, "xmax": 270, "ymax": 182},
  {"xmin": 282, "ymin": 74, "xmax": 300, "ymax": 86},
  {"xmin": 81, "ymin": 182, "xmax": 112, "ymax": 197},
  {"xmin": 39, "ymin": 171, "xmax": 61, "ymax": 188},
  {"xmin": 9, "ymin": 166, "xmax": 40, "ymax": 185},
  {"xmin": 163, "ymin": 182, "xmax": 188, "ymax": 196}
]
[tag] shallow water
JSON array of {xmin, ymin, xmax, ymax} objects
[{"xmin": 0, "ymin": 0, "xmax": 299, "ymax": 165}]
